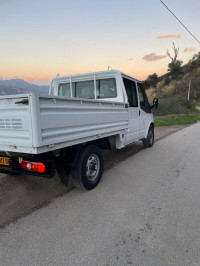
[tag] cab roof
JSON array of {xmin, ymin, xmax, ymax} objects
[{"xmin": 52, "ymin": 70, "xmax": 141, "ymax": 83}]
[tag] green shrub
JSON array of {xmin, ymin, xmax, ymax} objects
[
  {"xmin": 152, "ymin": 97, "xmax": 194, "ymax": 116},
  {"xmin": 168, "ymin": 60, "xmax": 183, "ymax": 77},
  {"xmin": 143, "ymin": 73, "xmax": 158, "ymax": 89}
]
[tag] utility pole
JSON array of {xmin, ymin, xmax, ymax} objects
[{"xmin": 188, "ymin": 79, "xmax": 192, "ymax": 101}]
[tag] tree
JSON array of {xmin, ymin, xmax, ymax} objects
[
  {"xmin": 143, "ymin": 73, "xmax": 158, "ymax": 89},
  {"xmin": 166, "ymin": 42, "xmax": 179, "ymax": 61},
  {"xmin": 168, "ymin": 60, "xmax": 183, "ymax": 76},
  {"xmin": 192, "ymin": 52, "xmax": 200, "ymax": 65},
  {"xmin": 142, "ymin": 79, "xmax": 150, "ymax": 89},
  {"xmin": 192, "ymin": 52, "xmax": 200, "ymax": 61},
  {"xmin": 148, "ymin": 73, "xmax": 158, "ymax": 87}
]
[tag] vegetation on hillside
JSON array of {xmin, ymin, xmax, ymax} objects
[{"xmin": 143, "ymin": 45, "xmax": 200, "ymax": 126}]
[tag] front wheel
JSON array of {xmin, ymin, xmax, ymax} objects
[
  {"xmin": 72, "ymin": 145, "xmax": 104, "ymax": 190},
  {"xmin": 142, "ymin": 125, "xmax": 154, "ymax": 148}
]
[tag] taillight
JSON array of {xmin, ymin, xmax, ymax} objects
[{"xmin": 21, "ymin": 161, "xmax": 46, "ymax": 173}]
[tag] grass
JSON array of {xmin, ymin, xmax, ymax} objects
[{"xmin": 154, "ymin": 109, "xmax": 200, "ymax": 127}]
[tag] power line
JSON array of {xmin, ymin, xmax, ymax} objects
[{"xmin": 159, "ymin": 0, "xmax": 200, "ymax": 45}]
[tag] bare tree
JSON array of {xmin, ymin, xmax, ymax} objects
[{"xmin": 166, "ymin": 42, "xmax": 179, "ymax": 61}]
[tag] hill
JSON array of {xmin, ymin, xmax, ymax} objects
[
  {"xmin": 0, "ymin": 79, "xmax": 49, "ymax": 95},
  {"xmin": 146, "ymin": 62, "xmax": 200, "ymax": 116}
]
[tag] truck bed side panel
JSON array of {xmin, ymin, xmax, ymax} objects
[
  {"xmin": 39, "ymin": 96, "xmax": 129, "ymax": 147},
  {"xmin": 0, "ymin": 94, "xmax": 129, "ymax": 154}
]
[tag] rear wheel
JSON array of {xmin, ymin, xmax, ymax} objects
[
  {"xmin": 72, "ymin": 145, "xmax": 103, "ymax": 190},
  {"xmin": 142, "ymin": 125, "xmax": 154, "ymax": 148}
]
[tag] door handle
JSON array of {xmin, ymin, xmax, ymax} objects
[{"xmin": 139, "ymin": 110, "xmax": 140, "ymax": 116}]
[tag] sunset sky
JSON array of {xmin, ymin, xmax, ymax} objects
[{"xmin": 0, "ymin": 0, "xmax": 200, "ymax": 85}]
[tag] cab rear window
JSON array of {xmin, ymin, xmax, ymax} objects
[{"xmin": 58, "ymin": 78, "xmax": 117, "ymax": 99}]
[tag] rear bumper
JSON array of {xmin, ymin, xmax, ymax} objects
[{"xmin": 0, "ymin": 155, "xmax": 56, "ymax": 178}]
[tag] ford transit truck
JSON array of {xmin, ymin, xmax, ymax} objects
[{"xmin": 0, "ymin": 70, "xmax": 158, "ymax": 190}]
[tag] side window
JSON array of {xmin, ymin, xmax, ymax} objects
[
  {"xmin": 73, "ymin": 80, "xmax": 95, "ymax": 99},
  {"xmin": 131, "ymin": 81, "xmax": 138, "ymax": 107},
  {"xmin": 137, "ymin": 83, "xmax": 150, "ymax": 112},
  {"xmin": 58, "ymin": 83, "xmax": 71, "ymax": 97},
  {"xmin": 96, "ymin": 78, "xmax": 117, "ymax": 99},
  {"xmin": 123, "ymin": 78, "xmax": 138, "ymax": 107}
]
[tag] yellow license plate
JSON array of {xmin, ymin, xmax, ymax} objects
[{"xmin": 0, "ymin": 157, "xmax": 10, "ymax": 166}]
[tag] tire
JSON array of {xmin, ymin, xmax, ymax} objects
[
  {"xmin": 72, "ymin": 145, "xmax": 104, "ymax": 190},
  {"xmin": 142, "ymin": 125, "xmax": 154, "ymax": 148}
]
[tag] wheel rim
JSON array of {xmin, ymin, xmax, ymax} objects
[{"xmin": 85, "ymin": 154, "xmax": 100, "ymax": 182}]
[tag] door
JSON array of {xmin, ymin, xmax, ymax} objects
[
  {"xmin": 123, "ymin": 77, "xmax": 140, "ymax": 145},
  {"xmin": 137, "ymin": 83, "xmax": 152, "ymax": 139}
]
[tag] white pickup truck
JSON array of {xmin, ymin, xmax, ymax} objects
[{"xmin": 0, "ymin": 70, "xmax": 158, "ymax": 190}]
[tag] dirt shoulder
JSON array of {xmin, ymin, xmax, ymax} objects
[{"xmin": 155, "ymin": 124, "xmax": 190, "ymax": 141}]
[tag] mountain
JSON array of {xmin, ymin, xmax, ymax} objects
[{"xmin": 0, "ymin": 79, "xmax": 49, "ymax": 95}]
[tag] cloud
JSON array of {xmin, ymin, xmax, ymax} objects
[
  {"xmin": 157, "ymin": 34, "xmax": 181, "ymax": 39},
  {"xmin": 184, "ymin": 47, "xmax": 196, "ymax": 52},
  {"xmin": 128, "ymin": 58, "xmax": 134, "ymax": 61},
  {"xmin": 143, "ymin": 53, "xmax": 167, "ymax": 62}
]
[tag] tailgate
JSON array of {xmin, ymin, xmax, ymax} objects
[{"xmin": 0, "ymin": 94, "xmax": 33, "ymax": 153}]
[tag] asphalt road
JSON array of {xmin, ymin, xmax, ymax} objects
[
  {"xmin": 0, "ymin": 125, "xmax": 186, "ymax": 227},
  {"xmin": 0, "ymin": 123, "xmax": 200, "ymax": 266}
]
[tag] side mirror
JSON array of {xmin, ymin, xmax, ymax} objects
[{"xmin": 150, "ymin": 98, "xmax": 158, "ymax": 109}]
